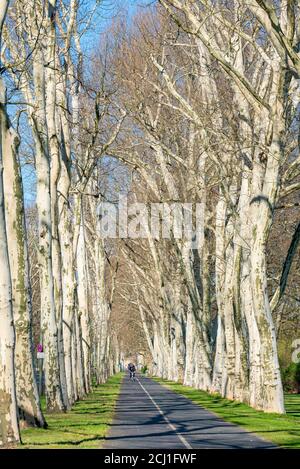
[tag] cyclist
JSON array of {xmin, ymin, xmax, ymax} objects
[{"xmin": 128, "ymin": 363, "xmax": 136, "ymax": 381}]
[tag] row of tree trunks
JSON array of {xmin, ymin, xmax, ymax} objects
[
  {"xmin": 0, "ymin": 0, "xmax": 120, "ymax": 445},
  {"xmin": 110, "ymin": 1, "xmax": 300, "ymax": 414}
]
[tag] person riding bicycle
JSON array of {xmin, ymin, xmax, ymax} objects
[{"xmin": 128, "ymin": 362, "xmax": 136, "ymax": 380}]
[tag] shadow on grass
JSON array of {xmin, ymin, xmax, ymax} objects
[
  {"xmin": 154, "ymin": 378, "xmax": 300, "ymax": 448},
  {"xmin": 20, "ymin": 373, "xmax": 124, "ymax": 449},
  {"xmin": 25, "ymin": 436, "xmax": 104, "ymax": 447}
]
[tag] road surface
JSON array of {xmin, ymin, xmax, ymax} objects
[{"xmin": 103, "ymin": 374, "xmax": 276, "ymax": 449}]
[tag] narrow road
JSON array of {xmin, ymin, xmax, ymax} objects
[{"xmin": 103, "ymin": 374, "xmax": 276, "ymax": 449}]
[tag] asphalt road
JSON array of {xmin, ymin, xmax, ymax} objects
[{"xmin": 103, "ymin": 374, "xmax": 276, "ymax": 449}]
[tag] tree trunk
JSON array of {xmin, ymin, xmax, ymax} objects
[
  {"xmin": 45, "ymin": 0, "xmax": 69, "ymax": 411},
  {"xmin": 2, "ymin": 106, "xmax": 46, "ymax": 428},
  {"xmin": 33, "ymin": 54, "xmax": 64, "ymax": 411},
  {"xmin": 57, "ymin": 77, "xmax": 77, "ymax": 406},
  {"xmin": 212, "ymin": 195, "xmax": 226, "ymax": 394},
  {"xmin": 77, "ymin": 207, "xmax": 91, "ymax": 394},
  {"xmin": 0, "ymin": 76, "xmax": 20, "ymax": 446}
]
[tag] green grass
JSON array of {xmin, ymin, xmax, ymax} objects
[
  {"xmin": 153, "ymin": 377, "xmax": 300, "ymax": 448},
  {"xmin": 20, "ymin": 373, "xmax": 123, "ymax": 449}
]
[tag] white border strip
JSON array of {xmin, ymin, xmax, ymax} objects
[{"xmin": 137, "ymin": 377, "xmax": 193, "ymax": 449}]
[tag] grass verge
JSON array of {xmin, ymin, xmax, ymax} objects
[
  {"xmin": 153, "ymin": 377, "xmax": 300, "ymax": 448},
  {"xmin": 20, "ymin": 373, "xmax": 123, "ymax": 449}
]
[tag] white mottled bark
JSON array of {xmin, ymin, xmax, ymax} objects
[
  {"xmin": 45, "ymin": 0, "xmax": 69, "ymax": 410},
  {"xmin": 33, "ymin": 52, "xmax": 64, "ymax": 411},
  {"xmin": 0, "ymin": 65, "xmax": 20, "ymax": 445},
  {"xmin": 77, "ymin": 207, "xmax": 91, "ymax": 394},
  {"xmin": 2, "ymin": 108, "xmax": 45, "ymax": 428},
  {"xmin": 58, "ymin": 108, "xmax": 76, "ymax": 405},
  {"xmin": 212, "ymin": 195, "xmax": 226, "ymax": 394}
]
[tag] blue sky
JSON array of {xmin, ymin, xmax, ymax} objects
[
  {"xmin": 80, "ymin": 0, "xmax": 156, "ymax": 53},
  {"xmin": 22, "ymin": 0, "xmax": 156, "ymax": 206}
]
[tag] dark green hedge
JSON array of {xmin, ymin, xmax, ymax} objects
[{"xmin": 282, "ymin": 362, "xmax": 300, "ymax": 393}]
